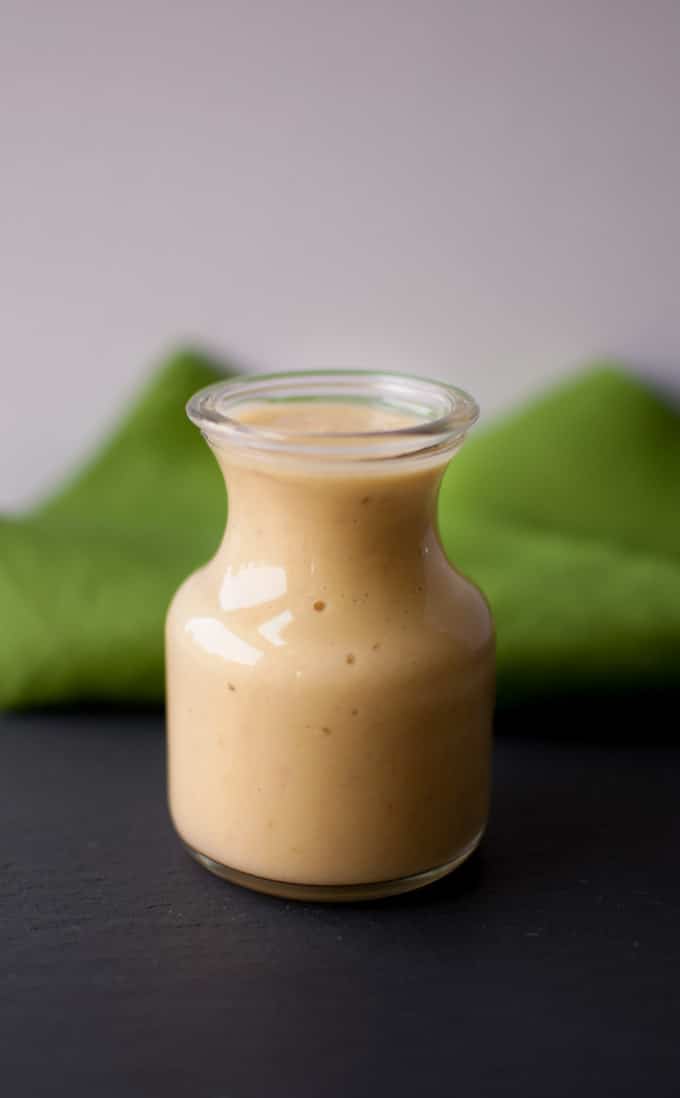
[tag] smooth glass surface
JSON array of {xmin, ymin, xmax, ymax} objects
[{"xmin": 166, "ymin": 371, "xmax": 494, "ymax": 900}]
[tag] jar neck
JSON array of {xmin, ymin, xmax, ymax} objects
[{"xmin": 212, "ymin": 449, "xmax": 447, "ymax": 586}]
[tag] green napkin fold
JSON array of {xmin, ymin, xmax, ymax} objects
[{"xmin": 1, "ymin": 350, "xmax": 678, "ymax": 710}]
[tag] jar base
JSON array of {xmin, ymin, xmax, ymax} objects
[{"xmin": 181, "ymin": 832, "xmax": 483, "ymax": 903}]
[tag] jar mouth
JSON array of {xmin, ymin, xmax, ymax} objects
[{"xmin": 187, "ymin": 370, "xmax": 479, "ymax": 463}]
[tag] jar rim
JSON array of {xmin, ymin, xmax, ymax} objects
[{"xmin": 187, "ymin": 370, "xmax": 479, "ymax": 463}]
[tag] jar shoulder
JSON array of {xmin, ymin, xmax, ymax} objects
[
  {"xmin": 424, "ymin": 539, "xmax": 495, "ymax": 650},
  {"xmin": 166, "ymin": 544, "xmax": 494, "ymax": 669},
  {"xmin": 166, "ymin": 564, "xmax": 209, "ymax": 625}
]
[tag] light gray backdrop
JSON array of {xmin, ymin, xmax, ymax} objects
[{"xmin": 2, "ymin": 0, "xmax": 679, "ymax": 507}]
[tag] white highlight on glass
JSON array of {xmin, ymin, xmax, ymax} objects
[
  {"xmin": 185, "ymin": 618, "xmax": 263, "ymax": 666},
  {"xmin": 219, "ymin": 564, "xmax": 287, "ymax": 611},
  {"xmin": 258, "ymin": 609, "xmax": 294, "ymax": 647}
]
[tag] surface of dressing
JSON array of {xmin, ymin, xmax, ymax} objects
[{"xmin": 234, "ymin": 399, "xmax": 419, "ymax": 434}]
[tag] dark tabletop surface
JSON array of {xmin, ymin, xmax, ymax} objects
[{"xmin": 2, "ymin": 702, "xmax": 679, "ymax": 1098}]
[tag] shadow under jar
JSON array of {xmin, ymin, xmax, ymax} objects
[{"xmin": 166, "ymin": 371, "xmax": 495, "ymax": 901}]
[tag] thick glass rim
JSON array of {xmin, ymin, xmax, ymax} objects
[{"xmin": 186, "ymin": 370, "xmax": 479, "ymax": 462}]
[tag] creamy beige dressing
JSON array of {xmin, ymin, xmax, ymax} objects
[
  {"xmin": 166, "ymin": 400, "xmax": 494, "ymax": 888},
  {"xmin": 232, "ymin": 399, "xmax": 418, "ymax": 434}
]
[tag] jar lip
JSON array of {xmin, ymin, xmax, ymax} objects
[{"xmin": 187, "ymin": 370, "xmax": 479, "ymax": 462}]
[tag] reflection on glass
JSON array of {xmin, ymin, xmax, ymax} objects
[
  {"xmin": 219, "ymin": 564, "xmax": 287, "ymax": 611},
  {"xmin": 257, "ymin": 609, "xmax": 293, "ymax": 647},
  {"xmin": 185, "ymin": 617, "xmax": 263, "ymax": 666}
]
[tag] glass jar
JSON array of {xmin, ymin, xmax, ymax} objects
[{"xmin": 166, "ymin": 371, "xmax": 494, "ymax": 901}]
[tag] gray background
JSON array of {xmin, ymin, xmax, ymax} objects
[{"xmin": 2, "ymin": 0, "xmax": 679, "ymax": 508}]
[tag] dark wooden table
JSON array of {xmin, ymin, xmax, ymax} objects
[{"xmin": 2, "ymin": 705, "xmax": 679, "ymax": 1098}]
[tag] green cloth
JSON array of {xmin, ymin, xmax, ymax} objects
[{"xmin": 1, "ymin": 350, "xmax": 678, "ymax": 709}]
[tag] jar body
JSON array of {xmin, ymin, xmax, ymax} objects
[{"xmin": 166, "ymin": 435, "xmax": 494, "ymax": 900}]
